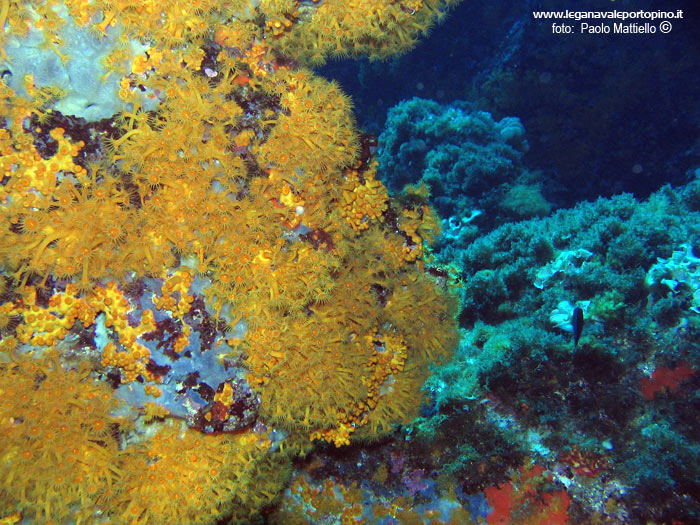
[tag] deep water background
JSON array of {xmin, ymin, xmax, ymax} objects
[{"xmin": 319, "ymin": 0, "xmax": 700, "ymax": 207}]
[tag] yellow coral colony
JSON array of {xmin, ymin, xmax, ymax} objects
[{"xmin": 0, "ymin": 0, "xmax": 461, "ymax": 521}]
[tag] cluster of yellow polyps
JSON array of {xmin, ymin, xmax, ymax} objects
[{"xmin": 0, "ymin": 0, "xmax": 462, "ymax": 521}]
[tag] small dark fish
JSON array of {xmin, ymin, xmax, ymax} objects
[{"xmin": 572, "ymin": 307, "xmax": 584, "ymax": 350}]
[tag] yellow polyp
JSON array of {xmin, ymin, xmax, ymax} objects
[
  {"xmin": 299, "ymin": 135, "xmax": 316, "ymax": 149},
  {"xmin": 80, "ymin": 258, "xmax": 90, "ymax": 286},
  {"xmin": 0, "ymin": 511, "xmax": 22, "ymax": 525},
  {"xmin": 96, "ymin": 10, "xmax": 118, "ymax": 34},
  {"xmin": 143, "ymin": 243, "xmax": 154, "ymax": 265},
  {"xmin": 109, "ymin": 128, "xmax": 143, "ymax": 151},
  {"xmin": 267, "ymin": 278, "xmax": 279, "ymax": 299},
  {"xmin": 254, "ymin": 250, "xmax": 272, "ymax": 265},
  {"xmin": 0, "ymin": 0, "xmax": 9, "ymax": 31},
  {"xmin": 47, "ymin": 39, "xmax": 71, "ymax": 65},
  {"xmin": 140, "ymin": 144, "xmax": 160, "ymax": 162},
  {"xmin": 29, "ymin": 232, "xmax": 63, "ymax": 269}
]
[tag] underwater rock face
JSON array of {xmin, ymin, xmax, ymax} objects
[
  {"xmin": 378, "ymin": 98, "xmax": 532, "ymax": 224},
  {"xmin": 3, "ymin": 1, "xmax": 700, "ymax": 524}
]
